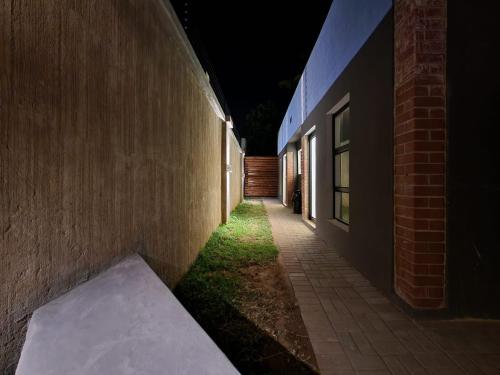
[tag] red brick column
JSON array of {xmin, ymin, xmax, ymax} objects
[
  {"xmin": 394, "ymin": 0, "xmax": 447, "ymax": 309},
  {"xmin": 286, "ymin": 149, "xmax": 295, "ymax": 206},
  {"xmin": 301, "ymin": 137, "xmax": 309, "ymax": 220}
]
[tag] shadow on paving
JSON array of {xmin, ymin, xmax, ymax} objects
[{"xmin": 174, "ymin": 281, "xmax": 318, "ymax": 375}]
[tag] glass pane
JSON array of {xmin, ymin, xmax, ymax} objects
[
  {"xmin": 335, "ymin": 107, "xmax": 350, "ymax": 149},
  {"xmin": 335, "ymin": 192, "xmax": 341, "ymax": 221},
  {"xmin": 341, "ymin": 193, "xmax": 349, "ymax": 224},
  {"xmin": 335, "ymin": 154, "xmax": 340, "ymax": 186},
  {"xmin": 341, "ymin": 151, "xmax": 349, "ymax": 188}
]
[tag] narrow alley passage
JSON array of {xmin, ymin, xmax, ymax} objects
[{"xmin": 264, "ymin": 199, "xmax": 500, "ymax": 375}]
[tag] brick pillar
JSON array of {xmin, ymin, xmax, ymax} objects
[
  {"xmin": 286, "ymin": 148, "xmax": 295, "ymax": 206},
  {"xmin": 301, "ymin": 136, "xmax": 309, "ymax": 221},
  {"xmin": 394, "ymin": 0, "xmax": 447, "ymax": 309}
]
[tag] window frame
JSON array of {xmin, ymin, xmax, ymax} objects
[
  {"xmin": 309, "ymin": 132, "xmax": 317, "ymax": 221},
  {"xmin": 333, "ymin": 105, "xmax": 350, "ymax": 225}
]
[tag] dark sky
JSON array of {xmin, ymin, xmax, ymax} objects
[{"xmin": 170, "ymin": 0, "xmax": 333, "ymax": 134}]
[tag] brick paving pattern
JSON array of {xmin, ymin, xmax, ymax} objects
[{"xmin": 263, "ymin": 199, "xmax": 500, "ymax": 375}]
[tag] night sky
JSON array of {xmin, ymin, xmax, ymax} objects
[{"xmin": 170, "ymin": 0, "xmax": 333, "ymax": 140}]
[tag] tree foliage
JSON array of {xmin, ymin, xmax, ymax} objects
[{"xmin": 242, "ymin": 100, "xmax": 281, "ymax": 156}]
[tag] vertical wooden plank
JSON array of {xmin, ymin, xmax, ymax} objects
[{"xmin": 244, "ymin": 157, "xmax": 279, "ymax": 197}]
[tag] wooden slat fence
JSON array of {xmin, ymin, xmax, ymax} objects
[{"xmin": 244, "ymin": 156, "xmax": 279, "ymax": 197}]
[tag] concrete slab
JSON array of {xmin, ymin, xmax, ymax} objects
[{"xmin": 16, "ymin": 255, "xmax": 239, "ymax": 375}]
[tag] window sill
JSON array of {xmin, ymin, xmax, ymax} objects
[{"xmin": 328, "ymin": 219, "xmax": 349, "ymax": 233}]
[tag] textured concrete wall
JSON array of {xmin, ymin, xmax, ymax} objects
[
  {"xmin": 0, "ymin": 0, "xmax": 225, "ymax": 371},
  {"xmin": 229, "ymin": 133, "xmax": 243, "ymax": 213},
  {"xmin": 221, "ymin": 122, "xmax": 229, "ymax": 223}
]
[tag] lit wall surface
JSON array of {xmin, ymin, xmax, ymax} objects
[{"xmin": 277, "ymin": 0, "xmax": 393, "ymax": 154}]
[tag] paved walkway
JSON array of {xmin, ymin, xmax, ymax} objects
[{"xmin": 263, "ymin": 199, "xmax": 500, "ymax": 375}]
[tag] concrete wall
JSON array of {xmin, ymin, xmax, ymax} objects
[
  {"xmin": 229, "ymin": 132, "xmax": 243, "ymax": 213},
  {"xmin": 0, "ymin": 0, "xmax": 234, "ymax": 371},
  {"xmin": 298, "ymin": 12, "xmax": 394, "ymax": 294}
]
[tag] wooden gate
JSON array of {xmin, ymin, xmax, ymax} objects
[{"xmin": 244, "ymin": 156, "xmax": 279, "ymax": 197}]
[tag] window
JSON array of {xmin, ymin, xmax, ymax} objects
[
  {"xmin": 282, "ymin": 154, "xmax": 287, "ymax": 205},
  {"xmin": 297, "ymin": 149, "xmax": 302, "ymax": 175},
  {"xmin": 334, "ymin": 106, "xmax": 350, "ymax": 224},
  {"xmin": 309, "ymin": 133, "xmax": 317, "ymax": 219}
]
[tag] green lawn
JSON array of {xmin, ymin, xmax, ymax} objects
[
  {"xmin": 175, "ymin": 201, "xmax": 278, "ymax": 326},
  {"xmin": 174, "ymin": 201, "xmax": 317, "ymax": 375}
]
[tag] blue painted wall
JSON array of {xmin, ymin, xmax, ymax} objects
[{"xmin": 277, "ymin": 0, "xmax": 393, "ymax": 154}]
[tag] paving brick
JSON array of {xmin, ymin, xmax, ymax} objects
[
  {"xmin": 316, "ymin": 352, "xmax": 354, "ymax": 371},
  {"xmin": 413, "ymin": 351, "xmax": 459, "ymax": 370},
  {"xmin": 371, "ymin": 339, "xmax": 410, "ymax": 356},
  {"xmin": 347, "ymin": 352, "xmax": 389, "ymax": 371},
  {"xmin": 320, "ymin": 370, "xmax": 356, "ymax": 375},
  {"xmin": 263, "ymin": 199, "xmax": 500, "ymax": 375},
  {"xmin": 382, "ymin": 355, "xmax": 412, "ymax": 375}
]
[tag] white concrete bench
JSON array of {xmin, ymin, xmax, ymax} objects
[{"xmin": 16, "ymin": 255, "xmax": 239, "ymax": 375}]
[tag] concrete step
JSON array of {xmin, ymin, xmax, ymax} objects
[{"xmin": 16, "ymin": 254, "xmax": 239, "ymax": 375}]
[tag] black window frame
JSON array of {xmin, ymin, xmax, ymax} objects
[
  {"xmin": 333, "ymin": 105, "xmax": 350, "ymax": 225},
  {"xmin": 308, "ymin": 132, "xmax": 316, "ymax": 221}
]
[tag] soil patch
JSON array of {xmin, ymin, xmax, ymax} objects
[{"xmin": 238, "ymin": 262, "xmax": 318, "ymax": 372}]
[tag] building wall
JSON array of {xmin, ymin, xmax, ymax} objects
[
  {"xmin": 447, "ymin": 1, "xmax": 500, "ymax": 317},
  {"xmin": 300, "ymin": 11, "xmax": 394, "ymax": 294},
  {"xmin": 277, "ymin": 0, "xmax": 498, "ymax": 316},
  {"xmin": 277, "ymin": 0, "xmax": 393, "ymax": 153},
  {"xmin": 0, "ymin": 0, "xmax": 230, "ymax": 370}
]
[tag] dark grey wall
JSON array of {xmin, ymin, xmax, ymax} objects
[
  {"xmin": 447, "ymin": 2, "xmax": 500, "ymax": 317},
  {"xmin": 301, "ymin": 12, "xmax": 394, "ymax": 293}
]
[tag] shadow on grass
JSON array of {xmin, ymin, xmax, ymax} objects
[{"xmin": 174, "ymin": 281, "xmax": 318, "ymax": 375}]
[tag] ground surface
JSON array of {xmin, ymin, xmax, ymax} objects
[
  {"xmin": 264, "ymin": 198, "xmax": 500, "ymax": 375},
  {"xmin": 174, "ymin": 201, "xmax": 318, "ymax": 374}
]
